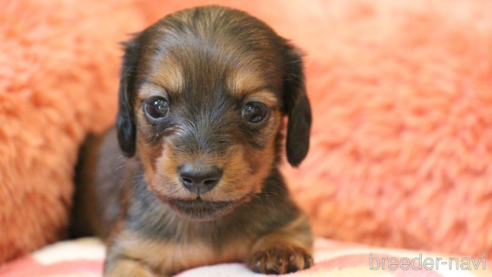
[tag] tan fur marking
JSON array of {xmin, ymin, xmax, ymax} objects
[
  {"xmin": 152, "ymin": 57, "xmax": 184, "ymax": 94},
  {"xmin": 135, "ymin": 56, "xmax": 183, "ymax": 102},
  {"xmin": 111, "ymin": 231, "xmax": 251, "ymax": 275},
  {"xmin": 244, "ymin": 109, "xmax": 282, "ymax": 194},
  {"xmin": 149, "ymin": 140, "xmax": 194, "ymax": 200},
  {"xmin": 137, "ymin": 83, "xmax": 167, "ymax": 102},
  {"xmin": 247, "ymin": 91, "xmax": 279, "ymax": 107},
  {"xmin": 106, "ymin": 259, "xmax": 157, "ymax": 277},
  {"xmin": 227, "ymin": 68, "xmax": 265, "ymax": 96},
  {"xmin": 138, "ymin": 137, "xmax": 162, "ymax": 174},
  {"xmin": 250, "ymin": 213, "xmax": 313, "ymax": 255}
]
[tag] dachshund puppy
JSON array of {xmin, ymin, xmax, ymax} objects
[{"xmin": 71, "ymin": 5, "xmax": 312, "ymax": 276}]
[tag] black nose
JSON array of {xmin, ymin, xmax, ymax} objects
[{"xmin": 178, "ymin": 162, "xmax": 223, "ymax": 194}]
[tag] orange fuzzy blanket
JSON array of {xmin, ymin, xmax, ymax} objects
[{"xmin": 1, "ymin": 0, "xmax": 491, "ymax": 264}]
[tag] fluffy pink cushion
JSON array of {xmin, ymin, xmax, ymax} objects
[{"xmin": 0, "ymin": 0, "xmax": 144, "ymax": 263}]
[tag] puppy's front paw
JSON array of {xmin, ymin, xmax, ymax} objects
[{"xmin": 247, "ymin": 245, "xmax": 313, "ymax": 274}]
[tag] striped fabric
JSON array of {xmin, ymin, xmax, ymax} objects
[{"xmin": 1, "ymin": 238, "xmax": 490, "ymax": 277}]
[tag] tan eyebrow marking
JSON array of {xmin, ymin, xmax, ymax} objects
[
  {"xmin": 137, "ymin": 82, "xmax": 168, "ymax": 102},
  {"xmin": 227, "ymin": 66, "xmax": 267, "ymax": 96},
  {"xmin": 247, "ymin": 91, "xmax": 279, "ymax": 107},
  {"xmin": 151, "ymin": 56, "xmax": 184, "ymax": 94}
]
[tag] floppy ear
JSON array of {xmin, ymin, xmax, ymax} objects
[
  {"xmin": 116, "ymin": 38, "xmax": 139, "ymax": 157},
  {"xmin": 283, "ymin": 46, "xmax": 312, "ymax": 167}
]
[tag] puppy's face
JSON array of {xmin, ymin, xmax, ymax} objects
[{"xmin": 117, "ymin": 6, "xmax": 311, "ymax": 221}]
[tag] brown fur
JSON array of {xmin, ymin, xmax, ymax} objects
[
  {"xmin": 247, "ymin": 215, "xmax": 313, "ymax": 274},
  {"xmin": 71, "ymin": 5, "xmax": 312, "ymax": 276},
  {"xmin": 105, "ymin": 213, "xmax": 312, "ymax": 276}
]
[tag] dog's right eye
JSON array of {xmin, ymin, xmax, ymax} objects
[{"xmin": 144, "ymin": 96, "xmax": 169, "ymax": 119}]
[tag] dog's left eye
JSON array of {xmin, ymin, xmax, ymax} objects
[
  {"xmin": 144, "ymin": 96, "xmax": 169, "ymax": 119},
  {"xmin": 242, "ymin": 101, "xmax": 269, "ymax": 124}
]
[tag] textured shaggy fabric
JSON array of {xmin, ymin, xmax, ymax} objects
[
  {"xmin": 0, "ymin": 0, "xmax": 144, "ymax": 263},
  {"xmin": 1, "ymin": 0, "xmax": 492, "ymax": 264}
]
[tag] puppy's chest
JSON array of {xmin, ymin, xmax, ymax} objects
[
  {"xmin": 121, "ymin": 229, "xmax": 253, "ymax": 275},
  {"xmin": 122, "ymin": 187, "xmax": 276, "ymax": 274}
]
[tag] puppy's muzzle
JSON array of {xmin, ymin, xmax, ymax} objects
[{"xmin": 178, "ymin": 161, "xmax": 223, "ymax": 195}]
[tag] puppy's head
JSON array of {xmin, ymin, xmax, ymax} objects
[{"xmin": 117, "ymin": 6, "xmax": 311, "ymax": 220}]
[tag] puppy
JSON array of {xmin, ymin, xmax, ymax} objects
[{"xmin": 71, "ymin": 5, "xmax": 313, "ymax": 276}]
